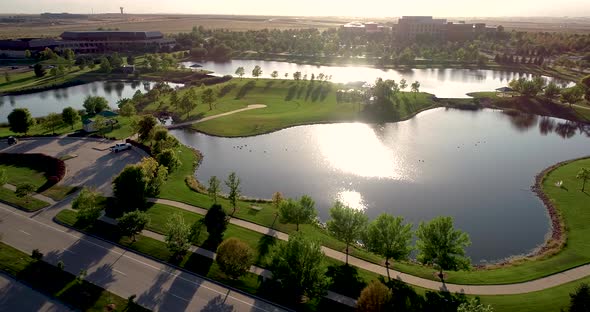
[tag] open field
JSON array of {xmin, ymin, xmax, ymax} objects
[{"xmin": 0, "ymin": 14, "xmax": 589, "ymax": 39}]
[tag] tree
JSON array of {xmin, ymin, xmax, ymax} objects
[
  {"xmin": 156, "ymin": 149, "xmax": 181, "ymax": 173},
  {"xmin": 41, "ymin": 113, "xmax": 63, "ymax": 134},
  {"xmin": 15, "ymin": 182, "xmax": 36, "ymax": 200},
  {"xmin": 165, "ymin": 213, "xmax": 191, "ymax": 257},
  {"xmin": 568, "ymin": 283, "xmax": 590, "ymax": 312},
  {"xmin": 416, "ymin": 216, "xmax": 471, "ymax": 279},
  {"xmin": 117, "ymin": 210, "xmax": 150, "ymax": 242},
  {"xmin": 126, "ymin": 55, "xmax": 135, "ymax": 65},
  {"xmin": 83, "ymin": 96, "xmax": 109, "ymax": 114},
  {"xmin": 119, "ymin": 101, "xmax": 136, "ymax": 117},
  {"xmin": 252, "ymin": 65, "xmax": 262, "ymax": 79},
  {"xmin": 457, "ymin": 298, "xmax": 494, "ymax": 312},
  {"xmin": 272, "ymin": 191, "xmax": 283, "ymax": 209},
  {"xmin": 235, "ymin": 66, "xmax": 245, "ymax": 79},
  {"xmin": 293, "ymin": 71, "xmax": 302, "ymax": 81},
  {"xmin": 204, "ymin": 204, "xmax": 228, "ymax": 248},
  {"xmin": 72, "ymin": 187, "xmax": 103, "ymax": 226},
  {"xmin": 576, "ymin": 168, "xmax": 590, "ymax": 192},
  {"xmin": 278, "ymin": 195, "xmax": 317, "ymax": 231},
  {"xmin": 62, "ymin": 107, "xmax": 80, "ymax": 130},
  {"xmin": 580, "ymin": 75, "xmax": 590, "ymax": 101},
  {"xmin": 399, "ymin": 78, "xmax": 408, "ymax": 92},
  {"xmin": 271, "ymin": 70, "xmax": 279, "ymax": 79},
  {"xmin": 137, "ymin": 115, "xmax": 158, "ymax": 142},
  {"xmin": 561, "ymin": 85, "xmax": 584, "ymax": 107},
  {"xmin": 356, "ymin": 280, "xmax": 392, "ymax": 312},
  {"xmin": 411, "ymin": 81, "xmax": 421, "ymax": 98},
  {"xmin": 365, "ymin": 214, "xmax": 413, "ymax": 281},
  {"xmin": 7, "ymin": 108, "xmax": 35, "ymax": 134},
  {"xmin": 139, "ymin": 157, "xmax": 168, "ymax": 197},
  {"xmin": 544, "ymin": 81, "xmax": 561, "ymax": 99},
  {"xmin": 207, "ymin": 176, "xmax": 221, "ymax": 204},
  {"xmin": 99, "ymin": 57, "xmax": 112, "ymax": 73},
  {"xmin": 225, "ymin": 172, "xmax": 241, "ymax": 215},
  {"xmin": 326, "ymin": 201, "xmax": 367, "ymax": 264},
  {"xmin": 24, "ymin": 50, "xmax": 31, "ymax": 58},
  {"xmin": 33, "ymin": 64, "xmax": 46, "ymax": 77},
  {"xmin": 4, "ymin": 72, "xmax": 10, "ymax": 82},
  {"xmin": 113, "ymin": 165, "xmax": 147, "ymax": 210},
  {"xmin": 180, "ymin": 93, "xmax": 197, "ymax": 118},
  {"xmin": 202, "ymin": 88, "xmax": 216, "ymax": 110},
  {"xmin": 216, "ymin": 238, "xmax": 253, "ymax": 279},
  {"xmin": 269, "ymin": 233, "xmax": 330, "ymax": 304}
]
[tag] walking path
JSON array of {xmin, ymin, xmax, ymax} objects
[
  {"xmin": 149, "ymin": 198, "xmax": 590, "ymax": 295},
  {"xmin": 166, "ymin": 104, "xmax": 267, "ymax": 129},
  {"xmin": 99, "ymin": 215, "xmax": 357, "ymax": 307},
  {"xmin": 2, "ymin": 183, "xmax": 56, "ymax": 205}
]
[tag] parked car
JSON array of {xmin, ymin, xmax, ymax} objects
[
  {"xmin": 110, "ymin": 143, "xmax": 132, "ymax": 153},
  {"xmin": 7, "ymin": 136, "xmax": 18, "ymax": 145}
]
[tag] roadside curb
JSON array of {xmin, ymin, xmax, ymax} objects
[{"xmin": 53, "ymin": 216, "xmax": 296, "ymax": 312}]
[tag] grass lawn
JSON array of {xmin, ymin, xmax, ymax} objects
[
  {"xmin": 0, "ymin": 67, "xmax": 96, "ymax": 93},
  {"xmin": 0, "ymin": 186, "xmax": 50, "ymax": 211},
  {"xmin": 41, "ymin": 185, "xmax": 79, "ymax": 201},
  {"xmin": 0, "ymin": 242, "xmax": 149, "ymax": 312}
]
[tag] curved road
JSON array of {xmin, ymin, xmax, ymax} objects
[{"xmin": 150, "ymin": 198, "xmax": 590, "ymax": 296}]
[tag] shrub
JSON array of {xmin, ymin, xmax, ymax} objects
[{"xmin": 216, "ymin": 238, "xmax": 253, "ymax": 279}]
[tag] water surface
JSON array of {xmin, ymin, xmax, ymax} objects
[{"xmin": 171, "ymin": 108, "xmax": 590, "ymax": 262}]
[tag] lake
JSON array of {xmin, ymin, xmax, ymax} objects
[
  {"xmin": 170, "ymin": 108, "xmax": 590, "ymax": 263},
  {"xmin": 180, "ymin": 59, "xmax": 570, "ymax": 98},
  {"xmin": 0, "ymin": 80, "xmax": 183, "ymax": 122}
]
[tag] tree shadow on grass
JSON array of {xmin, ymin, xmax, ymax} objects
[
  {"xmin": 182, "ymin": 252, "xmax": 214, "ymax": 276},
  {"xmin": 235, "ymin": 81, "xmax": 256, "ymax": 99},
  {"xmin": 326, "ymin": 264, "xmax": 366, "ymax": 298},
  {"xmin": 256, "ymin": 235, "xmax": 277, "ymax": 264}
]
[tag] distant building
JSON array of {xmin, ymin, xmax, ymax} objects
[
  {"xmin": 342, "ymin": 22, "xmax": 386, "ymax": 33},
  {"xmin": 0, "ymin": 31, "xmax": 175, "ymax": 56},
  {"xmin": 396, "ymin": 16, "xmax": 501, "ymax": 41}
]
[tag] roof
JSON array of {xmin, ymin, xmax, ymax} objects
[
  {"xmin": 60, "ymin": 31, "xmax": 164, "ymax": 41},
  {"xmin": 97, "ymin": 110, "xmax": 119, "ymax": 117},
  {"xmin": 83, "ymin": 118, "xmax": 94, "ymax": 125},
  {"xmin": 495, "ymin": 87, "xmax": 515, "ymax": 92}
]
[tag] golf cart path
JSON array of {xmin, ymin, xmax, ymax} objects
[{"xmin": 167, "ymin": 104, "xmax": 267, "ymax": 129}]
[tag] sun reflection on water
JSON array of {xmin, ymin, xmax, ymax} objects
[
  {"xmin": 336, "ymin": 190, "xmax": 367, "ymax": 211},
  {"xmin": 315, "ymin": 123, "xmax": 410, "ymax": 180}
]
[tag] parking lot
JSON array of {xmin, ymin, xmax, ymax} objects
[{"xmin": 0, "ymin": 137, "xmax": 145, "ymax": 195}]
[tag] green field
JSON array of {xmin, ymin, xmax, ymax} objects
[{"xmin": 0, "ymin": 187, "xmax": 50, "ymax": 211}]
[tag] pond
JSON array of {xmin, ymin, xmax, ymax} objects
[
  {"xmin": 0, "ymin": 80, "xmax": 184, "ymax": 122},
  {"xmin": 180, "ymin": 59, "xmax": 570, "ymax": 98},
  {"xmin": 170, "ymin": 108, "xmax": 590, "ymax": 263}
]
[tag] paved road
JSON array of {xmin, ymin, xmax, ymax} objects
[
  {"xmin": 0, "ymin": 137, "xmax": 145, "ymax": 195},
  {"xmin": 167, "ymin": 105, "xmax": 267, "ymax": 129},
  {"xmin": 0, "ymin": 273, "xmax": 73, "ymax": 312},
  {"xmin": 150, "ymin": 198, "xmax": 590, "ymax": 295},
  {"xmin": 0, "ymin": 202, "xmax": 288, "ymax": 312}
]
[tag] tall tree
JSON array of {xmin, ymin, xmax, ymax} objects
[
  {"xmin": 561, "ymin": 85, "xmax": 584, "ymax": 107},
  {"xmin": 271, "ymin": 70, "xmax": 279, "ymax": 79},
  {"xmin": 278, "ymin": 195, "xmax": 317, "ymax": 231},
  {"xmin": 269, "ymin": 233, "xmax": 330, "ymax": 304},
  {"xmin": 416, "ymin": 216, "xmax": 471, "ymax": 279},
  {"xmin": 62, "ymin": 107, "xmax": 80, "ymax": 130},
  {"xmin": 165, "ymin": 213, "xmax": 191, "ymax": 257},
  {"xmin": 41, "ymin": 113, "xmax": 63, "ymax": 134},
  {"xmin": 365, "ymin": 214, "xmax": 413, "ymax": 281},
  {"xmin": 544, "ymin": 82, "xmax": 561, "ymax": 99},
  {"xmin": 568, "ymin": 283, "xmax": 590, "ymax": 312},
  {"xmin": 576, "ymin": 168, "xmax": 590, "ymax": 192},
  {"xmin": 235, "ymin": 66, "xmax": 245, "ymax": 79},
  {"xmin": 113, "ymin": 165, "xmax": 147, "ymax": 210},
  {"xmin": 33, "ymin": 64, "xmax": 46, "ymax": 77},
  {"xmin": 399, "ymin": 78, "xmax": 408, "ymax": 92},
  {"xmin": 202, "ymin": 88, "xmax": 216, "ymax": 110},
  {"xmin": 72, "ymin": 187, "xmax": 102, "ymax": 226},
  {"xmin": 411, "ymin": 81, "xmax": 421, "ymax": 98},
  {"xmin": 7, "ymin": 108, "xmax": 35, "ymax": 134},
  {"xmin": 83, "ymin": 96, "xmax": 109, "ymax": 114},
  {"xmin": 137, "ymin": 115, "xmax": 158, "ymax": 142},
  {"xmin": 216, "ymin": 238, "xmax": 253, "ymax": 279},
  {"xmin": 225, "ymin": 172, "xmax": 241, "ymax": 215},
  {"xmin": 207, "ymin": 176, "xmax": 221, "ymax": 204},
  {"xmin": 204, "ymin": 204, "xmax": 228, "ymax": 248},
  {"xmin": 326, "ymin": 201, "xmax": 368, "ymax": 264},
  {"xmin": 252, "ymin": 65, "xmax": 262, "ymax": 79},
  {"xmin": 117, "ymin": 210, "xmax": 150, "ymax": 242},
  {"xmin": 156, "ymin": 149, "xmax": 181, "ymax": 173}
]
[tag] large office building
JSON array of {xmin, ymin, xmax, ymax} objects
[
  {"xmin": 0, "ymin": 31, "xmax": 175, "ymax": 56},
  {"xmin": 396, "ymin": 16, "xmax": 500, "ymax": 41}
]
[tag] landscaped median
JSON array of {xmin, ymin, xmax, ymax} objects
[
  {"xmin": 0, "ymin": 186, "xmax": 50, "ymax": 212},
  {"xmin": 0, "ymin": 242, "xmax": 150, "ymax": 312}
]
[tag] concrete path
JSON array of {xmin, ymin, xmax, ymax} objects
[
  {"xmin": 0, "ymin": 273, "xmax": 73, "ymax": 312},
  {"xmin": 149, "ymin": 198, "xmax": 590, "ymax": 295},
  {"xmin": 167, "ymin": 105, "xmax": 267, "ymax": 129}
]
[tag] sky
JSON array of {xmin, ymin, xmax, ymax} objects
[{"xmin": 1, "ymin": 0, "xmax": 590, "ymax": 17}]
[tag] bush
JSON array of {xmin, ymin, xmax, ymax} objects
[
  {"xmin": 216, "ymin": 238, "xmax": 253, "ymax": 279},
  {"xmin": 126, "ymin": 138, "xmax": 152, "ymax": 156},
  {"xmin": 31, "ymin": 249, "xmax": 44, "ymax": 261},
  {"xmin": 357, "ymin": 280, "xmax": 391, "ymax": 312}
]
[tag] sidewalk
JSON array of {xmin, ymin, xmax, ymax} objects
[{"xmin": 149, "ymin": 198, "xmax": 590, "ymax": 295}]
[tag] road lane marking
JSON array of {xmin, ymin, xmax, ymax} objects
[
  {"xmin": 169, "ymin": 293, "xmax": 189, "ymax": 302},
  {"xmin": 63, "ymin": 249, "xmax": 76, "ymax": 255},
  {"xmin": 19, "ymin": 230, "xmax": 31, "ymax": 236},
  {"xmin": 113, "ymin": 269, "xmax": 127, "ymax": 276},
  {"xmin": 0, "ymin": 204, "xmax": 283, "ymax": 312}
]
